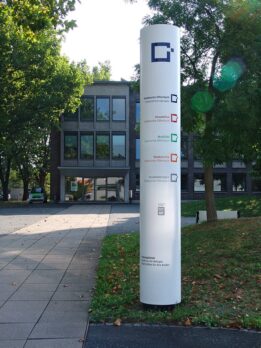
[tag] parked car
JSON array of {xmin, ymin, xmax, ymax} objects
[{"xmin": 28, "ymin": 187, "xmax": 47, "ymax": 203}]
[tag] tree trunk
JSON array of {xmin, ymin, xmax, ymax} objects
[
  {"xmin": 0, "ymin": 157, "xmax": 11, "ymax": 201},
  {"xmin": 2, "ymin": 182, "xmax": 10, "ymax": 201},
  {"xmin": 18, "ymin": 165, "xmax": 30, "ymax": 201},
  {"xmin": 38, "ymin": 168, "xmax": 47, "ymax": 188},
  {"xmin": 22, "ymin": 179, "xmax": 29, "ymax": 201},
  {"xmin": 204, "ymin": 165, "xmax": 217, "ymax": 222}
]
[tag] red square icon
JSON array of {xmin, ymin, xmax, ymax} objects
[
  {"xmin": 171, "ymin": 114, "xmax": 178, "ymax": 123},
  {"xmin": 171, "ymin": 154, "xmax": 178, "ymax": 162}
]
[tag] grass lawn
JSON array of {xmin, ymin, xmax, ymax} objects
[
  {"xmin": 182, "ymin": 196, "xmax": 261, "ymax": 217},
  {"xmin": 90, "ymin": 218, "xmax": 261, "ymax": 330}
]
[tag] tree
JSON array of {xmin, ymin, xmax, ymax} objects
[
  {"xmin": 145, "ymin": 0, "xmax": 261, "ymax": 221},
  {"xmin": 92, "ymin": 61, "xmax": 111, "ymax": 81},
  {"xmin": 4, "ymin": 0, "xmax": 79, "ymax": 32},
  {"xmin": 0, "ymin": 2, "xmax": 88, "ymax": 200}
]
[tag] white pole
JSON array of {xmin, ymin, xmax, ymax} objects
[{"xmin": 140, "ymin": 24, "xmax": 181, "ymax": 306}]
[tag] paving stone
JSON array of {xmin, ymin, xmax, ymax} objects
[
  {"xmin": 0, "ymin": 340, "xmax": 26, "ymax": 348},
  {"xmin": 0, "ymin": 284, "xmax": 18, "ymax": 301},
  {"xmin": 38, "ymin": 310, "xmax": 87, "ymax": 323},
  {"xmin": 0, "ymin": 263, "xmax": 8, "ymax": 270},
  {"xmin": 29, "ymin": 322, "xmax": 87, "ymax": 339},
  {"xmin": 0, "ymin": 205, "xmax": 110, "ymax": 344},
  {"xmin": 9, "ymin": 289, "xmax": 54, "ymax": 301},
  {"xmin": 0, "ymin": 270, "xmax": 31, "ymax": 285},
  {"xmin": 0, "ymin": 301, "xmax": 48, "ymax": 323},
  {"xmin": 57, "ymin": 283, "xmax": 93, "ymax": 292},
  {"xmin": 52, "ymin": 290, "xmax": 90, "ymax": 301},
  {"xmin": 45, "ymin": 301, "xmax": 89, "ymax": 312},
  {"xmin": 18, "ymin": 283, "xmax": 58, "ymax": 292},
  {"xmin": 36, "ymin": 262, "xmax": 70, "ymax": 270},
  {"xmin": 24, "ymin": 270, "xmax": 65, "ymax": 284},
  {"xmin": 4, "ymin": 261, "xmax": 40, "ymax": 270},
  {"xmin": 24, "ymin": 338, "xmax": 83, "ymax": 348},
  {"xmin": 0, "ymin": 323, "xmax": 34, "ymax": 339}
]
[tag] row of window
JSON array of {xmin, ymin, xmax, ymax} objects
[
  {"xmin": 64, "ymin": 132, "xmax": 126, "ymax": 160},
  {"xmin": 186, "ymin": 173, "xmax": 253, "ymax": 192},
  {"xmin": 135, "ymin": 138, "xmax": 187, "ymax": 161},
  {"xmin": 135, "ymin": 173, "xmax": 261, "ymax": 192},
  {"xmin": 64, "ymin": 97, "xmax": 126, "ymax": 122}
]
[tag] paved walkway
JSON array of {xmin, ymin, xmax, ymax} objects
[
  {"xmin": 2, "ymin": 204, "xmax": 259, "ymax": 348},
  {"xmin": 0, "ymin": 205, "xmax": 110, "ymax": 348}
]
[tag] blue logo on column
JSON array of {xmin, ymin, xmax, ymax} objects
[{"xmin": 151, "ymin": 42, "xmax": 174, "ymax": 62}]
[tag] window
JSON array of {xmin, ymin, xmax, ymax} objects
[
  {"xmin": 112, "ymin": 134, "xmax": 126, "ymax": 159},
  {"xmin": 181, "ymin": 174, "xmax": 188, "ymax": 191},
  {"xmin": 136, "ymin": 173, "xmax": 140, "ymax": 189},
  {"xmin": 107, "ymin": 177, "xmax": 125, "ymax": 201},
  {"xmin": 63, "ymin": 109, "xmax": 78, "ymax": 121},
  {"xmin": 80, "ymin": 134, "xmax": 93, "ymax": 160},
  {"xmin": 65, "ymin": 176, "xmax": 84, "ymax": 201},
  {"xmin": 194, "ymin": 174, "xmax": 205, "ymax": 192},
  {"xmin": 96, "ymin": 97, "xmax": 109, "ymax": 121},
  {"xmin": 181, "ymin": 136, "xmax": 188, "ymax": 160},
  {"xmin": 213, "ymin": 174, "xmax": 227, "ymax": 192},
  {"xmin": 135, "ymin": 102, "xmax": 140, "ymax": 123},
  {"xmin": 112, "ymin": 97, "xmax": 126, "ymax": 121},
  {"xmin": 64, "ymin": 133, "xmax": 78, "ymax": 160},
  {"xmin": 193, "ymin": 136, "xmax": 202, "ymax": 160},
  {"xmin": 252, "ymin": 177, "xmax": 261, "ymax": 192},
  {"xmin": 136, "ymin": 139, "xmax": 140, "ymax": 160},
  {"xmin": 96, "ymin": 134, "xmax": 110, "ymax": 160},
  {"xmin": 232, "ymin": 173, "xmax": 246, "ymax": 192},
  {"xmin": 80, "ymin": 97, "xmax": 94, "ymax": 121}
]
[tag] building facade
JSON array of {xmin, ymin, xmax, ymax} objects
[{"xmin": 50, "ymin": 81, "xmax": 261, "ymax": 202}]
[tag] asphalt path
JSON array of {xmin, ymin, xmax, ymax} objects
[
  {"xmin": 0, "ymin": 205, "xmax": 66, "ymax": 236},
  {"xmin": 86, "ymin": 324, "xmax": 261, "ymax": 348},
  {"xmin": 0, "ymin": 203, "xmax": 196, "ymax": 237}
]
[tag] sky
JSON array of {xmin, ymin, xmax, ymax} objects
[{"xmin": 61, "ymin": 0, "xmax": 153, "ymax": 81}]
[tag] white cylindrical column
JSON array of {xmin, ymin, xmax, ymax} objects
[{"xmin": 140, "ymin": 24, "xmax": 181, "ymax": 305}]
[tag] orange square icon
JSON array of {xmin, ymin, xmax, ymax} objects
[
  {"xmin": 171, "ymin": 154, "xmax": 178, "ymax": 162},
  {"xmin": 171, "ymin": 114, "xmax": 178, "ymax": 123}
]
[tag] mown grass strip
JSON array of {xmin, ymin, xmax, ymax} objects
[
  {"xmin": 90, "ymin": 218, "xmax": 261, "ymax": 330},
  {"xmin": 181, "ymin": 196, "xmax": 261, "ymax": 217}
]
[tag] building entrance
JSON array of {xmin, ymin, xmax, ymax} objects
[{"xmin": 65, "ymin": 176, "xmax": 124, "ymax": 202}]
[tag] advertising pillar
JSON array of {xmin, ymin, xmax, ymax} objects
[{"xmin": 140, "ymin": 24, "xmax": 181, "ymax": 305}]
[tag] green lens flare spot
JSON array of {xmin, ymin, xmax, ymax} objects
[
  {"xmin": 213, "ymin": 59, "xmax": 245, "ymax": 92},
  {"xmin": 191, "ymin": 91, "xmax": 215, "ymax": 113}
]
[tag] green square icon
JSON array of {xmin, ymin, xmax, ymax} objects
[{"xmin": 171, "ymin": 133, "xmax": 178, "ymax": 142}]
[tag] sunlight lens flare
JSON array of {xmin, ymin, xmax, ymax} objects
[
  {"xmin": 191, "ymin": 91, "xmax": 215, "ymax": 113},
  {"xmin": 213, "ymin": 58, "xmax": 245, "ymax": 92}
]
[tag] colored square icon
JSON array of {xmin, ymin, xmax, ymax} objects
[
  {"xmin": 171, "ymin": 94, "xmax": 178, "ymax": 103},
  {"xmin": 171, "ymin": 154, "xmax": 178, "ymax": 162},
  {"xmin": 171, "ymin": 134, "xmax": 178, "ymax": 142},
  {"xmin": 171, "ymin": 173, "xmax": 178, "ymax": 182},
  {"xmin": 171, "ymin": 114, "xmax": 178, "ymax": 123}
]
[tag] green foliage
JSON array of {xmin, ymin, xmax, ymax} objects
[
  {"xmin": 92, "ymin": 61, "xmax": 111, "ymax": 81},
  {"xmin": 5, "ymin": 0, "xmax": 79, "ymax": 32},
  {"xmin": 90, "ymin": 218, "xmax": 261, "ymax": 329},
  {"xmin": 181, "ymin": 196, "xmax": 261, "ymax": 217},
  {"xmin": 146, "ymin": 0, "xmax": 261, "ymax": 166},
  {"xmin": 0, "ymin": 1, "xmax": 89, "ymax": 199},
  {"xmin": 144, "ymin": 0, "xmax": 261, "ymax": 221}
]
